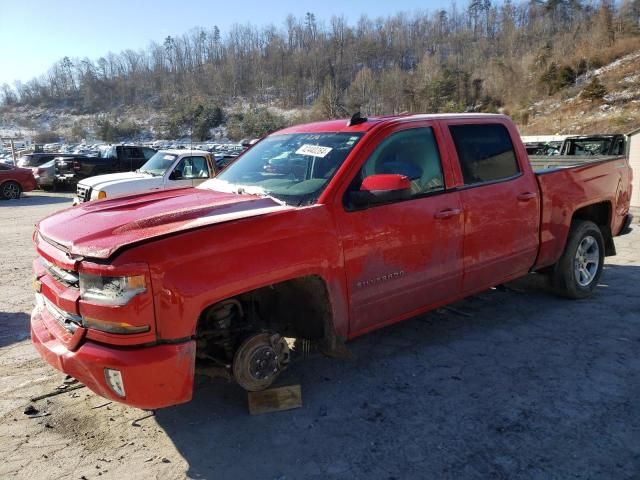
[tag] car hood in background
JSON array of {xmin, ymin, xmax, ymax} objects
[{"xmin": 78, "ymin": 171, "xmax": 158, "ymax": 190}]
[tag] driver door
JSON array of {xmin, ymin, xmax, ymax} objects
[{"xmin": 333, "ymin": 124, "xmax": 464, "ymax": 335}]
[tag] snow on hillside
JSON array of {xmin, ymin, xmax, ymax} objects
[{"xmin": 522, "ymin": 50, "xmax": 640, "ymax": 135}]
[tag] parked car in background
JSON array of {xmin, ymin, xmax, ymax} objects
[
  {"xmin": 16, "ymin": 153, "xmax": 59, "ymax": 169},
  {"xmin": 53, "ymin": 156, "xmax": 88, "ymax": 188},
  {"xmin": 0, "ymin": 163, "xmax": 37, "ymax": 199},
  {"xmin": 73, "ymin": 150, "xmax": 218, "ymax": 204},
  {"xmin": 57, "ymin": 145, "xmax": 157, "ymax": 182},
  {"xmin": 32, "ymin": 160, "xmax": 57, "ymax": 190}
]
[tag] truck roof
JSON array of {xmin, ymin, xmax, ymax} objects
[{"xmin": 277, "ymin": 113, "xmax": 509, "ymax": 134}]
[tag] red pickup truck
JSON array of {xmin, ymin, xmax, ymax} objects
[{"xmin": 30, "ymin": 114, "xmax": 633, "ymax": 409}]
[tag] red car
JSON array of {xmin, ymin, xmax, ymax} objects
[
  {"xmin": 0, "ymin": 163, "xmax": 37, "ymax": 199},
  {"xmin": 30, "ymin": 114, "xmax": 633, "ymax": 409}
]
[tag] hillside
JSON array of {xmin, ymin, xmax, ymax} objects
[{"xmin": 521, "ymin": 50, "xmax": 640, "ymax": 135}]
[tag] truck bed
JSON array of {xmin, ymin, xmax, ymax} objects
[
  {"xmin": 529, "ymin": 154, "xmax": 623, "ymax": 172},
  {"xmin": 532, "ymin": 155, "xmax": 631, "ymax": 269}
]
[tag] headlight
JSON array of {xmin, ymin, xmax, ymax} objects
[{"xmin": 79, "ymin": 272, "xmax": 146, "ymax": 306}]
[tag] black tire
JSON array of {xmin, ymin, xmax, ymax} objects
[
  {"xmin": 552, "ymin": 220, "xmax": 604, "ymax": 299},
  {"xmin": 1, "ymin": 181, "xmax": 22, "ymax": 200}
]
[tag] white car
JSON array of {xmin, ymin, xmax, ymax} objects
[{"xmin": 73, "ymin": 149, "xmax": 218, "ymax": 205}]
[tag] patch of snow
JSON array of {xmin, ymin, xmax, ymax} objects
[
  {"xmin": 603, "ymin": 89, "xmax": 640, "ymax": 103},
  {"xmin": 579, "ymin": 51, "xmax": 640, "ymax": 82}
]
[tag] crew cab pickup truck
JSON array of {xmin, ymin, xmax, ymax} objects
[
  {"xmin": 30, "ymin": 114, "xmax": 633, "ymax": 409},
  {"xmin": 72, "ymin": 150, "xmax": 218, "ymax": 204},
  {"xmin": 57, "ymin": 145, "xmax": 157, "ymax": 182}
]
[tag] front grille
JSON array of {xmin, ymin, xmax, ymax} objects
[
  {"xmin": 76, "ymin": 184, "xmax": 92, "ymax": 203},
  {"xmin": 37, "ymin": 293, "xmax": 82, "ymax": 333},
  {"xmin": 40, "ymin": 257, "xmax": 79, "ymax": 288}
]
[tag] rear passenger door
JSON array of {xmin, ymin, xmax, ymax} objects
[{"xmin": 445, "ymin": 122, "xmax": 540, "ymax": 292}]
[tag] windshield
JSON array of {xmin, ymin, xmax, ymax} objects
[
  {"xmin": 199, "ymin": 132, "xmax": 363, "ymax": 206},
  {"xmin": 139, "ymin": 152, "xmax": 178, "ymax": 176}
]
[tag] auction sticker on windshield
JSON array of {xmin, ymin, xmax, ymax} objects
[{"xmin": 296, "ymin": 144, "xmax": 333, "ymax": 158}]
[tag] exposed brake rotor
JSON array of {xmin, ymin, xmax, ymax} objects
[{"xmin": 232, "ymin": 333, "xmax": 290, "ymax": 391}]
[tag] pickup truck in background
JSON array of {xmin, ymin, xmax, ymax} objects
[
  {"xmin": 30, "ymin": 113, "xmax": 633, "ymax": 409},
  {"xmin": 528, "ymin": 133, "xmax": 628, "ymax": 171},
  {"xmin": 524, "ymin": 133, "xmax": 626, "ymax": 158},
  {"xmin": 56, "ymin": 145, "xmax": 157, "ymax": 182},
  {"xmin": 558, "ymin": 134, "xmax": 626, "ymax": 156},
  {"xmin": 73, "ymin": 150, "xmax": 218, "ymax": 204}
]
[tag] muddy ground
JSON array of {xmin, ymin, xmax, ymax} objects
[{"xmin": 0, "ymin": 191, "xmax": 638, "ymax": 479}]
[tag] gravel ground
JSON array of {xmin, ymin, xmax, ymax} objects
[{"xmin": 0, "ymin": 191, "xmax": 639, "ymax": 480}]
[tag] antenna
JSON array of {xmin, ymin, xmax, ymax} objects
[{"xmin": 347, "ymin": 112, "xmax": 367, "ymax": 127}]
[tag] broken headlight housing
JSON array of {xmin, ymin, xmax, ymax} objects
[{"xmin": 79, "ymin": 272, "xmax": 146, "ymax": 306}]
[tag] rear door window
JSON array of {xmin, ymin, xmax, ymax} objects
[
  {"xmin": 449, "ymin": 124, "xmax": 519, "ymax": 185},
  {"xmin": 124, "ymin": 147, "xmax": 140, "ymax": 159}
]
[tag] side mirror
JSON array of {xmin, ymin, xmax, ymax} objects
[
  {"xmin": 349, "ymin": 174, "xmax": 411, "ymax": 208},
  {"xmin": 169, "ymin": 169, "xmax": 182, "ymax": 180}
]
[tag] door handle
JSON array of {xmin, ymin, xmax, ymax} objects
[
  {"xmin": 517, "ymin": 192, "xmax": 537, "ymax": 201},
  {"xmin": 434, "ymin": 208, "xmax": 462, "ymax": 219}
]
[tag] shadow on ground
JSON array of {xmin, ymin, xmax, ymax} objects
[
  {"xmin": 155, "ymin": 265, "xmax": 640, "ymax": 479},
  {"xmin": 0, "ymin": 312, "xmax": 31, "ymax": 348}
]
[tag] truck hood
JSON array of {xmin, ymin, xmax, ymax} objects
[
  {"xmin": 37, "ymin": 188, "xmax": 292, "ymax": 259},
  {"xmin": 79, "ymin": 171, "xmax": 158, "ymax": 190}
]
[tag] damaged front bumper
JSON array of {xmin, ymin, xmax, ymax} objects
[{"xmin": 31, "ymin": 304, "xmax": 196, "ymax": 409}]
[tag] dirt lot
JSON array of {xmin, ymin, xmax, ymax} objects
[{"xmin": 0, "ymin": 191, "xmax": 639, "ymax": 480}]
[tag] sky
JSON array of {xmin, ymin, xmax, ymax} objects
[{"xmin": 0, "ymin": 0, "xmax": 454, "ymax": 87}]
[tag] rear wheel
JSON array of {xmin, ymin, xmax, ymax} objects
[
  {"xmin": 552, "ymin": 220, "xmax": 604, "ymax": 299},
  {"xmin": 1, "ymin": 181, "xmax": 21, "ymax": 200}
]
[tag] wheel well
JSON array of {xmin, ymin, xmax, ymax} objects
[
  {"xmin": 232, "ymin": 275, "xmax": 333, "ymax": 340},
  {"xmin": 571, "ymin": 201, "xmax": 615, "ymax": 256},
  {"xmin": 195, "ymin": 275, "xmax": 336, "ymax": 366}
]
